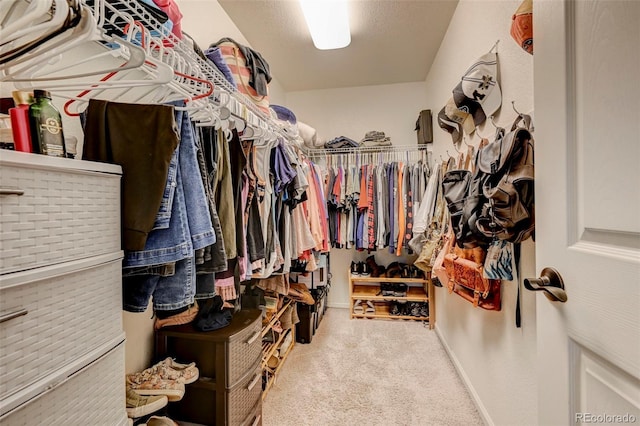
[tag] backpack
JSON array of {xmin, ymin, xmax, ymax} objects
[{"xmin": 442, "ymin": 114, "xmax": 535, "ymax": 248}]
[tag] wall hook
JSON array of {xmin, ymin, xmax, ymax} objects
[
  {"xmin": 490, "ymin": 39, "xmax": 500, "ymax": 53},
  {"xmin": 512, "ymin": 100, "xmax": 522, "ymax": 116}
]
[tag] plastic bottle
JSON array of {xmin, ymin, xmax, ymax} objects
[
  {"xmin": 9, "ymin": 91, "xmax": 33, "ymax": 153},
  {"xmin": 29, "ymin": 89, "xmax": 66, "ymax": 157}
]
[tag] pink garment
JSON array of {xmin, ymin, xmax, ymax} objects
[{"xmin": 153, "ymin": 0, "xmax": 183, "ymax": 38}]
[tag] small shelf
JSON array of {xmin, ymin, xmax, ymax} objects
[
  {"xmin": 351, "ymin": 285, "xmax": 428, "ymax": 302},
  {"xmin": 262, "ymin": 327, "xmax": 295, "ymax": 400},
  {"xmin": 261, "ymin": 299, "xmax": 293, "ymax": 338},
  {"xmin": 351, "ymin": 302, "xmax": 429, "ymax": 321},
  {"xmin": 349, "ymin": 274, "xmax": 427, "ymax": 284},
  {"xmin": 349, "ymin": 268, "xmax": 434, "ymax": 328}
]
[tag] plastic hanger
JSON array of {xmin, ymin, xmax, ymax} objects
[
  {"xmin": 1, "ymin": 0, "xmax": 66, "ymax": 55},
  {"xmin": 0, "ymin": 0, "xmax": 54, "ymax": 38}
]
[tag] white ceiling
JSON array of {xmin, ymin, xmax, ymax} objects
[{"xmin": 217, "ymin": 0, "xmax": 459, "ymax": 92}]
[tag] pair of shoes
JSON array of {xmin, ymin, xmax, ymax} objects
[
  {"xmin": 127, "ymin": 358, "xmax": 200, "ymax": 402},
  {"xmin": 379, "ymin": 283, "xmax": 407, "ymax": 297},
  {"xmin": 126, "ymin": 374, "xmax": 185, "ymax": 402},
  {"xmin": 389, "ymin": 301, "xmax": 407, "ymax": 316},
  {"xmin": 155, "ymin": 357, "xmax": 199, "ymax": 384},
  {"xmin": 126, "ymin": 388, "xmax": 168, "ymax": 418},
  {"xmin": 350, "ymin": 261, "xmax": 371, "ymax": 277},
  {"xmin": 154, "ymin": 303, "xmax": 199, "ymax": 330}
]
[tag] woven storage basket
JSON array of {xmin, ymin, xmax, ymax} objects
[
  {"xmin": 0, "ymin": 341, "xmax": 127, "ymax": 425},
  {"xmin": 226, "ymin": 364, "xmax": 262, "ymax": 426},
  {"xmin": 0, "ymin": 253, "xmax": 124, "ymax": 404},
  {"xmin": 225, "ymin": 315, "xmax": 262, "ymax": 388},
  {"xmin": 0, "ymin": 151, "xmax": 121, "ymax": 275}
]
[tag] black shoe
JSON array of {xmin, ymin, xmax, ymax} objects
[
  {"xmin": 410, "ymin": 302, "xmax": 422, "ymax": 317},
  {"xmin": 393, "ymin": 283, "xmax": 408, "ymax": 297},
  {"xmin": 350, "ymin": 261, "xmax": 359, "ymax": 276},
  {"xmin": 389, "ymin": 302, "xmax": 400, "ymax": 316},
  {"xmin": 380, "ymin": 283, "xmax": 394, "ymax": 296},
  {"xmin": 419, "ymin": 303, "xmax": 429, "ymax": 318},
  {"xmin": 360, "ymin": 262, "xmax": 370, "ymax": 277}
]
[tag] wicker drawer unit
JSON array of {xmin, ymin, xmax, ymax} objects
[
  {"xmin": 0, "ymin": 150, "xmax": 121, "ymax": 275},
  {"xmin": 0, "ymin": 151, "xmax": 126, "ymax": 423},
  {"xmin": 155, "ymin": 309, "xmax": 263, "ymax": 425},
  {"xmin": 0, "ymin": 339, "xmax": 128, "ymax": 426}
]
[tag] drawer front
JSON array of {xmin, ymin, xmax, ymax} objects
[
  {"xmin": 0, "ymin": 341, "xmax": 127, "ymax": 426},
  {"xmin": 0, "ymin": 159, "xmax": 121, "ymax": 274},
  {"xmin": 226, "ymin": 364, "xmax": 262, "ymax": 426},
  {"xmin": 0, "ymin": 254, "xmax": 124, "ymax": 402},
  {"xmin": 241, "ymin": 400, "xmax": 262, "ymax": 426},
  {"xmin": 226, "ymin": 314, "xmax": 262, "ymax": 387}
]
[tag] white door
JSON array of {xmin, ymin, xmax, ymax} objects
[{"xmin": 533, "ymin": 0, "xmax": 640, "ymax": 424}]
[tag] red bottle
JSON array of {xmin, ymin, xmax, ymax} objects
[{"xmin": 9, "ymin": 91, "xmax": 33, "ymax": 153}]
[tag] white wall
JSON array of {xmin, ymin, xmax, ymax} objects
[
  {"xmin": 423, "ymin": 1, "xmax": 537, "ymax": 425},
  {"xmin": 286, "ymin": 82, "xmax": 428, "ymax": 308}
]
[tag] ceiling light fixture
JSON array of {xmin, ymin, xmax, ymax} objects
[{"xmin": 299, "ymin": 0, "xmax": 351, "ymax": 50}]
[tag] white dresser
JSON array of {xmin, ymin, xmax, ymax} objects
[{"xmin": 0, "ymin": 150, "xmax": 128, "ymax": 425}]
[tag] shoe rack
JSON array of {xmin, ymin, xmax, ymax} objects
[
  {"xmin": 349, "ymin": 271, "xmax": 434, "ymax": 329},
  {"xmin": 261, "ymin": 298, "xmax": 296, "ymax": 400}
]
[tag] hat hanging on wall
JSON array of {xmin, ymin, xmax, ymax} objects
[
  {"xmin": 452, "ymin": 49, "xmax": 502, "ymax": 128},
  {"xmin": 511, "ymin": 0, "xmax": 533, "ymax": 54},
  {"xmin": 437, "ymin": 102, "xmax": 462, "ymax": 144}
]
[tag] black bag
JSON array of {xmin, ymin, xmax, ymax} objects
[
  {"xmin": 442, "ymin": 115, "xmax": 535, "ymax": 248},
  {"xmin": 415, "ymin": 110, "xmax": 433, "ymax": 144}
]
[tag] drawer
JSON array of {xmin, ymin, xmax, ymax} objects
[
  {"xmin": 241, "ymin": 399, "xmax": 262, "ymax": 426},
  {"xmin": 0, "ymin": 339, "xmax": 127, "ymax": 425},
  {"xmin": 226, "ymin": 313, "xmax": 262, "ymax": 388},
  {"xmin": 0, "ymin": 151, "xmax": 122, "ymax": 275},
  {"xmin": 227, "ymin": 364, "xmax": 262, "ymax": 426},
  {"xmin": 0, "ymin": 253, "xmax": 124, "ymax": 405}
]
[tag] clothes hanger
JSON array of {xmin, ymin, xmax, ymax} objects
[
  {"xmin": 1, "ymin": 0, "xmax": 65, "ymax": 55},
  {"xmin": 0, "ymin": 0, "xmax": 54, "ymax": 39},
  {"xmin": 1, "ymin": 5, "xmax": 153, "ymax": 83}
]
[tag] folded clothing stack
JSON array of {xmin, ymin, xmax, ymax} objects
[
  {"xmin": 360, "ymin": 130, "xmax": 391, "ymax": 147},
  {"xmin": 324, "ymin": 135, "xmax": 360, "ymax": 149}
]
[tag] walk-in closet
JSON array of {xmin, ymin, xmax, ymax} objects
[{"xmin": 1, "ymin": 0, "xmax": 639, "ymax": 425}]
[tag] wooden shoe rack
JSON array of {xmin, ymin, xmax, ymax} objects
[{"xmin": 349, "ymin": 271, "xmax": 434, "ymax": 329}]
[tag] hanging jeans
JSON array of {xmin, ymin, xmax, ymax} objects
[{"xmin": 122, "ymin": 103, "xmax": 215, "ymax": 312}]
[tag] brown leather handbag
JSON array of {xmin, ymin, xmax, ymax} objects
[{"xmin": 443, "ymin": 242, "xmax": 502, "ymax": 310}]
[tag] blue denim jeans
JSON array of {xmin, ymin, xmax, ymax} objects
[
  {"xmin": 122, "ymin": 103, "xmax": 216, "ymax": 311},
  {"xmin": 123, "ymin": 256, "xmax": 195, "ymax": 312}
]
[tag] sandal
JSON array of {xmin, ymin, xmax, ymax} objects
[
  {"xmin": 365, "ymin": 300, "xmax": 376, "ymax": 314},
  {"xmin": 353, "ymin": 299, "xmax": 364, "ymax": 314}
]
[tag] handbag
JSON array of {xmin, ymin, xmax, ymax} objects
[{"xmin": 443, "ymin": 237, "xmax": 501, "ymax": 310}]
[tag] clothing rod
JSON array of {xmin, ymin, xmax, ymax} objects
[
  {"xmin": 306, "ymin": 145, "xmax": 431, "ymax": 156},
  {"xmin": 81, "ymin": 0, "xmax": 291, "ymax": 140}
]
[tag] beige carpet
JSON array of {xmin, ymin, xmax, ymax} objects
[{"xmin": 262, "ymin": 308, "xmax": 483, "ymax": 426}]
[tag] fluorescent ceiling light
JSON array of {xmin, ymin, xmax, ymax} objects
[{"xmin": 299, "ymin": 0, "xmax": 351, "ymax": 50}]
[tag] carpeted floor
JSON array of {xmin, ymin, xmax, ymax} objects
[{"xmin": 262, "ymin": 308, "xmax": 483, "ymax": 426}]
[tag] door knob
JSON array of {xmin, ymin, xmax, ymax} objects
[{"xmin": 524, "ymin": 267, "xmax": 568, "ymax": 303}]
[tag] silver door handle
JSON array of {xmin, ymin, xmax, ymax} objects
[{"xmin": 524, "ymin": 267, "xmax": 568, "ymax": 303}]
